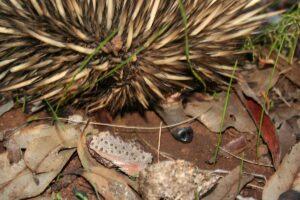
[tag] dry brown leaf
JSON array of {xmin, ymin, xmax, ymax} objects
[
  {"xmin": 0, "ymin": 99, "xmax": 14, "ymax": 117},
  {"xmin": 203, "ymin": 166, "xmax": 254, "ymax": 200},
  {"xmin": 284, "ymin": 63, "xmax": 300, "ymax": 87},
  {"xmin": 0, "ymin": 152, "xmax": 27, "ymax": 185},
  {"xmin": 81, "ymin": 170, "xmax": 115, "ymax": 199},
  {"xmin": 24, "ymin": 135, "xmax": 76, "ymax": 173},
  {"xmin": 0, "ymin": 152, "xmax": 68, "ymax": 200},
  {"xmin": 29, "ymin": 195, "xmax": 52, "ymax": 200},
  {"xmin": 9, "ymin": 124, "xmax": 56, "ymax": 149},
  {"xmin": 23, "ymin": 123, "xmax": 80, "ymax": 173},
  {"xmin": 185, "ymin": 92, "xmax": 256, "ymax": 133},
  {"xmin": 271, "ymin": 103, "xmax": 299, "ymax": 158},
  {"xmin": 81, "ymin": 167, "xmax": 141, "ymax": 200},
  {"xmin": 10, "ymin": 123, "xmax": 80, "ymax": 149},
  {"xmin": 259, "ymin": 48, "xmax": 300, "ymax": 87},
  {"xmin": 221, "ymin": 135, "xmax": 248, "ymax": 155},
  {"xmin": 241, "ymin": 68, "xmax": 279, "ymax": 98},
  {"xmin": 292, "ymin": 172, "xmax": 300, "ymax": 191},
  {"xmin": 77, "ymin": 127, "xmax": 139, "ymax": 200},
  {"xmin": 263, "ymin": 142, "xmax": 300, "ymax": 200},
  {"xmin": 0, "ymin": 123, "xmax": 80, "ymax": 199},
  {"xmin": 276, "ymin": 121, "xmax": 297, "ymax": 158}
]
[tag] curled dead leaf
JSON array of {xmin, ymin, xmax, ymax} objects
[
  {"xmin": 263, "ymin": 142, "xmax": 300, "ymax": 200},
  {"xmin": 241, "ymin": 68, "xmax": 279, "ymax": 100},
  {"xmin": 203, "ymin": 166, "xmax": 253, "ymax": 200},
  {"xmin": 0, "ymin": 123, "xmax": 80, "ymax": 199},
  {"xmin": 24, "ymin": 135, "xmax": 76, "ymax": 173},
  {"xmin": 9, "ymin": 123, "xmax": 80, "ymax": 149},
  {"xmin": 0, "ymin": 151, "xmax": 71, "ymax": 200},
  {"xmin": 185, "ymin": 92, "xmax": 256, "ymax": 133},
  {"xmin": 77, "ymin": 126, "xmax": 139, "ymax": 200}
]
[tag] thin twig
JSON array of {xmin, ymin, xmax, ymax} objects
[
  {"xmin": 272, "ymin": 87, "xmax": 291, "ymax": 107},
  {"xmin": 26, "ymin": 114, "xmax": 200, "ymax": 131},
  {"xmin": 278, "ymin": 66, "xmax": 293, "ymax": 75},
  {"xmin": 212, "ymin": 169, "xmax": 267, "ymax": 182},
  {"xmin": 220, "ymin": 147, "xmax": 274, "ymax": 168},
  {"xmin": 157, "ymin": 122, "xmax": 162, "ymax": 162}
]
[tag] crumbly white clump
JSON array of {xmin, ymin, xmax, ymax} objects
[{"xmin": 138, "ymin": 160, "xmax": 219, "ymax": 200}]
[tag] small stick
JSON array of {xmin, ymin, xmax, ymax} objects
[
  {"xmin": 272, "ymin": 87, "xmax": 291, "ymax": 107},
  {"xmin": 213, "ymin": 169, "xmax": 267, "ymax": 182},
  {"xmin": 220, "ymin": 147, "xmax": 274, "ymax": 168},
  {"xmin": 157, "ymin": 122, "xmax": 162, "ymax": 162},
  {"xmin": 25, "ymin": 114, "xmax": 201, "ymax": 131}
]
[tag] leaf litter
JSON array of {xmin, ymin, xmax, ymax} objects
[
  {"xmin": 0, "ymin": 5, "xmax": 299, "ymax": 198},
  {"xmin": 1, "ymin": 58, "xmax": 299, "ymax": 199},
  {"xmin": 263, "ymin": 142, "xmax": 300, "ymax": 200},
  {"xmin": 0, "ymin": 118, "xmax": 263, "ymax": 200}
]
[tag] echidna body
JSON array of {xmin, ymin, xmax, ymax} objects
[{"xmin": 0, "ymin": 0, "xmax": 274, "ymax": 112}]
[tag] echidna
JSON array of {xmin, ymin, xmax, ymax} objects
[{"xmin": 0, "ymin": 0, "xmax": 278, "ymax": 114}]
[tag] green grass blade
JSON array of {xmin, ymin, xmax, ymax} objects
[
  {"xmin": 178, "ymin": 0, "xmax": 206, "ymax": 89},
  {"xmin": 256, "ymin": 37, "xmax": 284, "ymax": 155},
  {"xmin": 211, "ymin": 60, "xmax": 238, "ymax": 164},
  {"xmin": 44, "ymin": 100, "xmax": 59, "ymax": 122}
]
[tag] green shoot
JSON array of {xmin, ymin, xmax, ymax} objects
[
  {"xmin": 256, "ymin": 37, "xmax": 284, "ymax": 155},
  {"xmin": 211, "ymin": 60, "xmax": 238, "ymax": 164},
  {"xmin": 266, "ymin": 5, "xmax": 299, "ymax": 63},
  {"xmin": 73, "ymin": 188, "xmax": 88, "ymax": 200},
  {"xmin": 44, "ymin": 100, "xmax": 59, "ymax": 122},
  {"xmin": 178, "ymin": 0, "xmax": 206, "ymax": 89},
  {"xmin": 26, "ymin": 114, "xmax": 40, "ymax": 123},
  {"xmin": 194, "ymin": 191, "xmax": 200, "ymax": 200},
  {"xmin": 244, "ymin": 5, "xmax": 299, "ymax": 63},
  {"xmin": 54, "ymin": 192, "xmax": 63, "ymax": 200},
  {"xmin": 240, "ymin": 6, "xmax": 299, "ymax": 156},
  {"xmin": 255, "ymin": 6, "xmax": 299, "ymax": 154}
]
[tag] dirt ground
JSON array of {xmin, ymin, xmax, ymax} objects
[{"xmin": 0, "ymin": 108, "xmax": 274, "ymax": 199}]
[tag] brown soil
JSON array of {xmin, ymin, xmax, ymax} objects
[{"xmin": 0, "ymin": 108, "xmax": 274, "ymax": 200}]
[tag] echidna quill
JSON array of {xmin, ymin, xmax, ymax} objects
[{"xmin": 0, "ymin": 1, "xmax": 278, "ymax": 142}]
